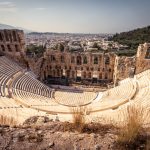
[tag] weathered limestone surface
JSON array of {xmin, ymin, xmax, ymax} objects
[
  {"xmin": 113, "ymin": 56, "xmax": 136, "ymax": 83},
  {"xmin": 40, "ymin": 49, "xmax": 116, "ymax": 83},
  {"xmin": 135, "ymin": 43, "xmax": 150, "ymax": 74},
  {"xmin": 0, "ymin": 29, "xmax": 25, "ymax": 57}
]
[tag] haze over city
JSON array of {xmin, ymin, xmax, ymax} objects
[{"xmin": 0, "ymin": 0, "xmax": 150, "ymax": 33}]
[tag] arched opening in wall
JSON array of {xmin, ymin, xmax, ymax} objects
[
  {"xmin": 51, "ymin": 55, "xmax": 56, "ymax": 62},
  {"xmin": 83, "ymin": 72, "xmax": 86, "ymax": 79},
  {"xmin": 13, "ymin": 31, "xmax": 17, "ymax": 41},
  {"xmin": 83, "ymin": 56, "xmax": 87, "ymax": 64},
  {"xmin": 145, "ymin": 48, "xmax": 150, "ymax": 59},
  {"xmin": 7, "ymin": 45, "xmax": 12, "ymax": 52},
  {"xmin": 109, "ymin": 68, "xmax": 111, "ymax": 72},
  {"xmin": 44, "ymin": 71, "xmax": 46, "ymax": 80},
  {"xmin": 0, "ymin": 32, "xmax": 3, "ymax": 41},
  {"xmin": 105, "ymin": 56, "xmax": 110, "ymax": 64},
  {"xmin": 66, "ymin": 70, "xmax": 70, "ymax": 78},
  {"xmin": 57, "ymin": 69, "xmax": 60, "ymax": 77},
  {"xmin": 53, "ymin": 70, "xmax": 56, "ymax": 77},
  {"xmin": 94, "ymin": 56, "xmax": 98, "ymax": 64},
  {"xmin": 9, "ymin": 33, "xmax": 13, "ymax": 42},
  {"xmin": 88, "ymin": 72, "xmax": 91, "ymax": 78},
  {"xmin": 1, "ymin": 45, "xmax": 5, "ymax": 51},
  {"xmin": 60, "ymin": 69, "xmax": 63, "ymax": 77},
  {"xmin": 4, "ymin": 31, "xmax": 9, "ymax": 41},
  {"xmin": 61, "ymin": 55, "xmax": 64, "ymax": 63},
  {"xmin": 15, "ymin": 45, "xmax": 19, "ymax": 52},
  {"xmin": 105, "ymin": 73, "xmax": 108, "ymax": 79},
  {"xmin": 72, "ymin": 71, "xmax": 75, "ymax": 78},
  {"xmin": 77, "ymin": 56, "xmax": 82, "ymax": 65},
  {"xmin": 99, "ymin": 73, "xmax": 102, "ymax": 79},
  {"xmin": 71, "ymin": 56, "xmax": 75, "ymax": 63}
]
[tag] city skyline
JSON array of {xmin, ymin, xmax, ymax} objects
[{"xmin": 0, "ymin": 0, "xmax": 150, "ymax": 33}]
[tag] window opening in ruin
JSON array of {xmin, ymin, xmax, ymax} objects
[
  {"xmin": 105, "ymin": 56, "xmax": 110, "ymax": 64},
  {"xmin": 88, "ymin": 72, "xmax": 91, "ymax": 78},
  {"xmin": 15, "ymin": 45, "xmax": 19, "ymax": 52},
  {"xmin": 105, "ymin": 73, "xmax": 108, "ymax": 79},
  {"xmin": 71, "ymin": 56, "xmax": 75, "ymax": 63},
  {"xmin": 83, "ymin": 56, "xmax": 87, "ymax": 64},
  {"xmin": 77, "ymin": 56, "xmax": 82, "ymax": 65},
  {"xmin": 1, "ymin": 45, "xmax": 5, "ymax": 51},
  {"xmin": 72, "ymin": 71, "xmax": 75, "ymax": 78},
  {"xmin": 13, "ymin": 31, "xmax": 17, "ymax": 41},
  {"xmin": 51, "ymin": 55, "xmax": 56, "ymax": 62},
  {"xmin": 145, "ymin": 49, "xmax": 150, "ymax": 59},
  {"xmin": 66, "ymin": 70, "xmax": 70, "ymax": 78},
  {"xmin": 7, "ymin": 45, "xmax": 12, "ymax": 52},
  {"xmin": 0, "ymin": 33, "xmax": 3, "ymax": 41},
  {"xmin": 61, "ymin": 55, "xmax": 64, "ymax": 63},
  {"xmin": 83, "ymin": 72, "xmax": 86, "ymax": 78},
  {"xmin": 99, "ymin": 73, "xmax": 102, "ymax": 79},
  {"xmin": 57, "ymin": 69, "xmax": 60, "ymax": 76},
  {"xmin": 4, "ymin": 31, "xmax": 9, "ymax": 41},
  {"xmin": 94, "ymin": 57, "xmax": 98, "ymax": 64}
]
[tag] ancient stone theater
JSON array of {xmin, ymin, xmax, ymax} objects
[{"xmin": 1, "ymin": 29, "xmax": 150, "ymax": 87}]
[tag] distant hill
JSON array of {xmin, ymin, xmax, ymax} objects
[
  {"xmin": 111, "ymin": 26, "xmax": 150, "ymax": 51},
  {"xmin": 0, "ymin": 23, "xmax": 33, "ymax": 33}
]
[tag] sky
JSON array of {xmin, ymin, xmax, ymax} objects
[{"xmin": 0, "ymin": 0, "xmax": 150, "ymax": 33}]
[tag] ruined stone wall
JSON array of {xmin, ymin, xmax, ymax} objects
[
  {"xmin": 25, "ymin": 56, "xmax": 45, "ymax": 78},
  {"xmin": 113, "ymin": 56, "xmax": 136, "ymax": 85},
  {"xmin": 39, "ymin": 49, "xmax": 116, "ymax": 84},
  {"xmin": 135, "ymin": 43, "xmax": 150, "ymax": 74},
  {"xmin": 1, "ymin": 29, "xmax": 150, "ymax": 86},
  {"xmin": 0, "ymin": 29, "xmax": 25, "ymax": 59}
]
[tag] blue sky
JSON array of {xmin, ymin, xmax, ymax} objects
[{"xmin": 0, "ymin": 0, "xmax": 150, "ymax": 33}]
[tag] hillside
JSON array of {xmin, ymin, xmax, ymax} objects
[
  {"xmin": 0, "ymin": 23, "xmax": 33, "ymax": 33},
  {"xmin": 111, "ymin": 26, "xmax": 150, "ymax": 56}
]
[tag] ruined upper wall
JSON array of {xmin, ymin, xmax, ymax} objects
[
  {"xmin": 135, "ymin": 43, "xmax": 150, "ymax": 74},
  {"xmin": 0, "ymin": 29, "xmax": 25, "ymax": 57},
  {"xmin": 113, "ymin": 56, "xmax": 136, "ymax": 85}
]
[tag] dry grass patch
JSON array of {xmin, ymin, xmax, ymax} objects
[
  {"xmin": 117, "ymin": 104, "xmax": 149, "ymax": 149},
  {"xmin": 71, "ymin": 106, "xmax": 88, "ymax": 132}
]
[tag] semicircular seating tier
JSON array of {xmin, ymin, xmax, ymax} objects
[
  {"xmin": 0, "ymin": 97, "xmax": 48, "ymax": 125},
  {"xmin": 1, "ymin": 56, "xmax": 150, "ymax": 125},
  {"xmin": 89, "ymin": 71, "xmax": 150, "ymax": 125},
  {"xmin": 54, "ymin": 90, "xmax": 98, "ymax": 106},
  {"xmin": 88, "ymin": 78, "xmax": 137, "ymax": 112}
]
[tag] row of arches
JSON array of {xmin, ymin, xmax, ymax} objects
[
  {"xmin": 0, "ymin": 31, "xmax": 18, "ymax": 42},
  {"xmin": 0, "ymin": 44, "xmax": 20, "ymax": 52},
  {"xmin": 50, "ymin": 55, "xmax": 110, "ymax": 65},
  {"xmin": 47, "ymin": 65, "xmax": 112, "ymax": 73},
  {"xmin": 77, "ymin": 56, "xmax": 99, "ymax": 65},
  {"xmin": 44, "ymin": 69, "xmax": 110, "ymax": 80}
]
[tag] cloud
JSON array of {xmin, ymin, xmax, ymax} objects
[
  {"xmin": 0, "ymin": 1, "xmax": 17, "ymax": 12},
  {"xmin": 35, "ymin": 7, "xmax": 46, "ymax": 11}
]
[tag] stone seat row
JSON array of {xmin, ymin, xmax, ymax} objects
[
  {"xmin": 54, "ymin": 91, "xmax": 98, "ymax": 106},
  {"xmin": 90, "ymin": 72, "xmax": 150, "ymax": 125},
  {"xmin": 0, "ymin": 97, "xmax": 48, "ymax": 124},
  {"xmin": 12, "ymin": 73, "xmax": 53, "ymax": 98},
  {"xmin": 88, "ymin": 78, "xmax": 136, "ymax": 111}
]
